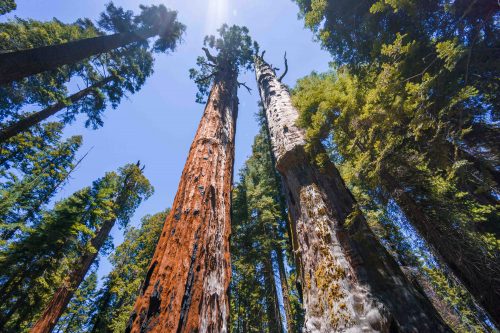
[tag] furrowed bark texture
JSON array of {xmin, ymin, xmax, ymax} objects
[
  {"xmin": 0, "ymin": 30, "xmax": 154, "ymax": 85},
  {"xmin": 127, "ymin": 74, "xmax": 237, "ymax": 332},
  {"xmin": 255, "ymin": 57, "xmax": 450, "ymax": 333},
  {"xmin": 30, "ymin": 218, "xmax": 115, "ymax": 333}
]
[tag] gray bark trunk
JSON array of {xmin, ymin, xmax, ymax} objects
[{"xmin": 255, "ymin": 56, "xmax": 451, "ymax": 333}]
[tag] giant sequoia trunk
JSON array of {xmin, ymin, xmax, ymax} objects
[
  {"xmin": 381, "ymin": 172, "xmax": 500, "ymax": 327},
  {"xmin": 0, "ymin": 29, "xmax": 156, "ymax": 85},
  {"xmin": 255, "ymin": 56, "xmax": 450, "ymax": 332},
  {"xmin": 0, "ymin": 76, "xmax": 115, "ymax": 144},
  {"xmin": 127, "ymin": 72, "xmax": 237, "ymax": 332}
]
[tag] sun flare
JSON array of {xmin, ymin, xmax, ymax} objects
[{"xmin": 205, "ymin": 0, "xmax": 229, "ymax": 33}]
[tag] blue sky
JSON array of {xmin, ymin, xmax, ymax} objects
[{"xmin": 3, "ymin": 0, "xmax": 331, "ymax": 279}]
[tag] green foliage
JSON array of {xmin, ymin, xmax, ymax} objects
[
  {"xmin": 0, "ymin": 163, "xmax": 152, "ymax": 332},
  {"xmin": 230, "ymin": 119, "xmax": 303, "ymax": 332},
  {"xmin": 0, "ymin": 1, "xmax": 184, "ymax": 135},
  {"xmin": 98, "ymin": 2, "xmax": 185, "ymax": 53},
  {"xmin": 292, "ymin": 0, "xmax": 499, "ymax": 326},
  {"xmin": 54, "ymin": 271, "xmax": 98, "ymax": 333},
  {"xmin": 91, "ymin": 210, "xmax": 167, "ymax": 333},
  {"xmin": 0, "ymin": 127, "xmax": 82, "ymax": 243},
  {"xmin": 189, "ymin": 24, "xmax": 257, "ymax": 103},
  {"xmin": 0, "ymin": 0, "xmax": 16, "ymax": 15}
]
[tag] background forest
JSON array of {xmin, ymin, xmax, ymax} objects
[{"xmin": 0, "ymin": 0, "xmax": 498, "ymax": 332}]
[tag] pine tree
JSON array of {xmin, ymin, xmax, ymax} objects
[
  {"xmin": 0, "ymin": 4, "xmax": 177, "ymax": 142},
  {"xmin": 127, "ymin": 25, "xmax": 255, "ymax": 332},
  {"xmin": 0, "ymin": 2, "xmax": 185, "ymax": 85},
  {"xmin": 255, "ymin": 54, "xmax": 450, "ymax": 332},
  {"xmin": 230, "ymin": 123, "xmax": 303, "ymax": 332},
  {"xmin": 0, "ymin": 164, "xmax": 151, "ymax": 332},
  {"xmin": 30, "ymin": 163, "xmax": 153, "ymax": 333},
  {"xmin": 0, "ymin": 130, "xmax": 82, "ymax": 242},
  {"xmin": 53, "ymin": 271, "xmax": 98, "ymax": 333}
]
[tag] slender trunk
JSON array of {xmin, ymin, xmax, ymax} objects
[
  {"xmin": 0, "ymin": 29, "xmax": 155, "ymax": 85},
  {"xmin": 0, "ymin": 76, "xmax": 115, "ymax": 144},
  {"xmin": 127, "ymin": 71, "xmax": 237, "ymax": 332},
  {"xmin": 263, "ymin": 255, "xmax": 282, "ymax": 333},
  {"xmin": 255, "ymin": 56, "xmax": 450, "ymax": 332},
  {"xmin": 30, "ymin": 217, "xmax": 116, "ymax": 333},
  {"xmin": 274, "ymin": 243, "xmax": 295, "ymax": 333},
  {"xmin": 381, "ymin": 172, "xmax": 500, "ymax": 327}
]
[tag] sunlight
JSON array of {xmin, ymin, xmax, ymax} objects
[{"xmin": 205, "ymin": 0, "xmax": 229, "ymax": 34}]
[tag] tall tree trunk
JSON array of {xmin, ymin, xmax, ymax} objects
[
  {"xmin": 0, "ymin": 76, "xmax": 115, "ymax": 144},
  {"xmin": 127, "ymin": 72, "xmax": 237, "ymax": 332},
  {"xmin": 381, "ymin": 172, "xmax": 500, "ymax": 327},
  {"xmin": 255, "ymin": 56, "xmax": 450, "ymax": 332},
  {"xmin": 274, "ymin": 243, "xmax": 295, "ymax": 333},
  {"xmin": 30, "ymin": 217, "xmax": 116, "ymax": 333},
  {"xmin": 0, "ymin": 30, "xmax": 155, "ymax": 85}
]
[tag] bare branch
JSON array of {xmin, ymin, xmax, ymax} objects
[
  {"xmin": 195, "ymin": 72, "xmax": 217, "ymax": 84},
  {"xmin": 238, "ymin": 81, "xmax": 252, "ymax": 94},
  {"xmin": 278, "ymin": 52, "xmax": 288, "ymax": 82},
  {"xmin": 202, "ymin": 47, "xmax": 218, "ymax": 64},
  {"xmin": 261, "ymin": 50, "xmax": 266, "ymax": 59}
]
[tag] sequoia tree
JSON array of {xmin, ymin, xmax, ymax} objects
[
  {"xmin": 127, "ymin": 25, "xmax": 255, "ymax": 332},
  {"xmin": 292, "ymin": 0, "xmax": 500, "ymax": 323},
  {"xmin": 0, "ymin": 2, "xmax": 185, "ymax": 85},
  {"xmin": 30, "ymin": 163, "xmax": 152, "ymax": 333},
  {"xmin": 255, "ymin": 55, "xmax": 450, "ymax": 332}
]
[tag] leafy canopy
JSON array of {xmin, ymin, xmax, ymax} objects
[{"xmin": 189, "ymin": 24, "xmax": 257, "ymax": 103}]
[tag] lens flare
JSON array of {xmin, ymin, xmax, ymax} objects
[{"xmin": 205, "ymin": 0, "xmax": 229, "ymax": 33}]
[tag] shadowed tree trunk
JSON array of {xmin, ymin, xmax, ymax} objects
[
  {"xmin": 0, "ymin": 29, "xmax": 155, "ymax": 85},
  {"xmin": 274, "ymin": 242, "xmax": 295, "ymax": 333},
  {"xmin": 255, "ymin": 55, "xmax": 451, "ymax": 332},
  {"xmin": 263, "ymin": 255, "xmax": 283, "ymax": 333},
  {"xmin": 0, "ymin": 76, "xmax": 115, "ymax": 144},
  {"xmin": 126, "ymin": 71, "xmax": 237, "ymax": 332},
  {"xmin": 380, "ymin": 171, "xmax": 500, "ymax": 327}
]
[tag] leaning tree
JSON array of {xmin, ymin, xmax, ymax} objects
[{"xmin": 0, "ymin": 2, "xmax": 185, "ymax": 85}]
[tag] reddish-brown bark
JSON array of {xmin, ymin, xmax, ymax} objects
[{"xmin": 127, "ymin": 73, "xmax": 237, "ymax": 332}]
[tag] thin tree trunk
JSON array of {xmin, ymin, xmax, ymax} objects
[
  {"xmin": 0, "ymin": 30, "xmax": 155, "ymax": 85},
  {"xmin": 274, "ymin": 243, "xmax": 295, "ymax": 333},
  {"xmin": 30, "ymin": 217, "xmax": 116, "ymax": 333},
  {"xmin": 381, "ymin": 172, "xmax": 500, "ymax": 327},
  {"xmin": 127, "ymin": 72, "xmax": 237, "ymax": 332},
  {"xmin": 255, "ymin": 56, "xmax": 450, "ymax": 332},
  {"xmin": 0, "ymin": 76, "xmax": 115, "ymax": 144},
  {"xmin": 263, "ymin": 255, "xmax": 283, "ymax": 333}
]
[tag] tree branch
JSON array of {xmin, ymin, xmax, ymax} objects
[
  {"xmin": 195, "ymin": 72, "xmax": 217, "ymax": 84},
  {"xmin": 202, "ymin": 47, "xmax": 218, "ymax": 64},
  {"xmin": 278, "ymin": 52, "xmax": 288, "ymax": 82},
  {"xmin": 238, "ymin": 81, "xmax": 252, "ymax": 94}
]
